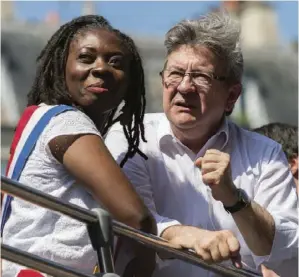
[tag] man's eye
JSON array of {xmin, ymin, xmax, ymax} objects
[{"xmin": 169, "ymin": 71, "xmax": 184, "ymax": 77}]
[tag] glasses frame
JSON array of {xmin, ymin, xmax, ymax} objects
[{"xmin": 159, "ymin": 69, "xmax": 227, "ymax": 87}]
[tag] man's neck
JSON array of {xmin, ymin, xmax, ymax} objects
[{"xmin": 170, "ymin": 119, "xmax": 224, "ymax": 154}]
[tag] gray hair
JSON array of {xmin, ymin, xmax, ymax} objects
[{"xmin": 164, "ymin": 12, "xmax": 243, "ymax": 83}]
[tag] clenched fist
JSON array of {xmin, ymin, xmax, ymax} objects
[{"xmin": 195, "ymin": 149, "xmax": 239, "ymax": 207}]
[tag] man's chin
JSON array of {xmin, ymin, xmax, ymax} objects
[{"xmin": 171, "ymin": 115, "xmax": 199, "ymax": 130}]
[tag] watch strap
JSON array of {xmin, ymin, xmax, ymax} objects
[{"xmin": 223, "ymin": 189, "xmax": 250, "ymax": 214}]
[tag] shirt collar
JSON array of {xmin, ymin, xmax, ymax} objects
[
  {"xmin": 157, "ymin": 115, "xmax": 230, "ymax": 155},
  {"xmin": 157, "ymin": 114, "xmax": 174, "ymax": 141}
]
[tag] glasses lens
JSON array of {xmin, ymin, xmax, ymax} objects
[{"xmin": 193, "ymin": 73, "xmax": 211, "ymax": 86}]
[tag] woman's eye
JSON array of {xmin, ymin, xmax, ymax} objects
[
  {"xmin": 78, "ymin": 54, "xmax": 94, "ymax": 63},
  {"xmin": 109, "ymin": 56, "xmax": 123, "ymax": 67}
]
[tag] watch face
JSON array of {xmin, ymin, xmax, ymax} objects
[
  {"xmin": 224, "ymin": 189, "xmax": 251, "ymax": 214},
  {"xmin": 239, "ymin": 189, "xmax": 250, "ymax": 204}
]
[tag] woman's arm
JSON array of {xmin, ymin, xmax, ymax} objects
[{"xmin": 49, "ymin": 133, "xmax": 156, "ymax": 234}]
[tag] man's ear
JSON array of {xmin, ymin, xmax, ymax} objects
[
  {"xmin": 225, "ymin": 83, "xmax": 242, "ymax": 114},
  {"xmin": 160, "ymin": 72, "xmax": 164, "ymax": 86},
  {"xmin": 289, "ymin": 156, "xmax": 298, "ymax": 177}
]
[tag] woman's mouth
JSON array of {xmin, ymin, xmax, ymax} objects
[
  {"xmin": 86, "ymin": 87, "xmax": 109, "ymax": 94},
  {"xmin": 85, "ymin": 84, "xmax": 109, "ymax": 94}
]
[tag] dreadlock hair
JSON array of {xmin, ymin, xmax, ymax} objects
[
  {"xmin": 101, "ymin": 29, "xmax": 148, "ymax": 167},
  {"xmin": 27, "ymin": 15, "xmax": 147, "ymax": 167}
]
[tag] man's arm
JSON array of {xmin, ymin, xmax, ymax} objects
[
  {"xmin": 230, "ymin": 201, "xmax": 275, "ymax": 256},
  {"xmin": 196, "ymin": 147, "xmax": 298, "ymax": 272},
  {"xmin": 161, "ymin": 225, "xmax": 242, "ymax": 266}
]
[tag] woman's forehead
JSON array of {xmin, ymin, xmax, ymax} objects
[{"xmin": 69, "ymin": 28, "xmax": 127, "ymax": 53}]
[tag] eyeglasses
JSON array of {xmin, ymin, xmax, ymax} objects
[{"xmin": 160, "ymin": 69, "xmax": 227, "ymax": 87}]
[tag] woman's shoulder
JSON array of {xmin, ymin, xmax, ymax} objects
[{"xmin": 40, "ymin": 104, "xmax": 101, "ymax": 140}]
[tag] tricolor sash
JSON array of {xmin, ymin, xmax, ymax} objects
[{"xmin": 1, "ymin": 105, "xmax": 74, "ymax": 236}]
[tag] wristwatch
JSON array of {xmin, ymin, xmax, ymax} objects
[{"xmin": 223, "ymin": 189, "xmax": 251, "ymax": 214}]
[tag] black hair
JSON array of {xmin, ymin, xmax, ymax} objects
[
  {"xmin": 253, "ymin": 122, "xmax": 298, "ymax": 161},
  {"xmin": 27, "ymin": 15, "xmax": 147, "ymax": 167}
]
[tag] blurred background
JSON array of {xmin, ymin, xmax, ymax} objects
[{"xmin": 1, "ymin": 1, "xmax": 298, "ymax": 171}]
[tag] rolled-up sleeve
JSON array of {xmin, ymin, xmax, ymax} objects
[
  {"xmin": 253, "ymin": 144, "xmax": 298, "ymax": 275},
  {"xmin": 105, "ymin": 126, "xmax": 181, "ymax": 236}
]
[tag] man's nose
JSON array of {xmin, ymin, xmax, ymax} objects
[{"xmin": 177, "ymin": 75, "xmax": 196, "ymax": 94}]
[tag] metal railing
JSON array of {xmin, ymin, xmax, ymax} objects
[
  {"xmin": 2, "ymin": 244, "xmax": 96, "ymax": 277},
  {"xmin": 1, "ymin": 175, "xmax": 261, "ymax": 277}
]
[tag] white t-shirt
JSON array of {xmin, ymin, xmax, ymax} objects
[{"xmin": 2, "ymin": 105, "xmax": 103, "ymax": 276}]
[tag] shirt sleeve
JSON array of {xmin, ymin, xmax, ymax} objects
[
  {"xmin": 42, "ymin": 109, "xmax": 102, "ymax": 161},
  {"xmin": 252, "ymin": 143, "xmax": 298, "ymax": 275},
  {"xmin": 105, "ymin": 125, "xmax": 181, "ymax": 237},
  {"xmin": 44, "ymin": 109, "xmax": 102, "ymax": 142}
]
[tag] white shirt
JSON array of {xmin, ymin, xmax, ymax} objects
[
  {"xmin": 3, "ymin": 105, "xmax": 102, "ymax": 277},
  {"xmin": 106, "ymin": 113, "xmax": 298, "ymax": 277}
]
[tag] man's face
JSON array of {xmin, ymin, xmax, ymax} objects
[
  {"xmin": 289, "ymin": 156, "xmax": 298, "ymax": 193},
  {"xmin": 162, "ymin": 45, "xmax": 241, "ymax": 132}
]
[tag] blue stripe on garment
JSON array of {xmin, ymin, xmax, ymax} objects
[{"xmin": 1, "ymin": 105, "xmax": 74, "ymax": 236}]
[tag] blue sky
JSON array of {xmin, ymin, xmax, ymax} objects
[{"xmin": 15, "ymin": 1, "xmax": 298, "ymax": 43}]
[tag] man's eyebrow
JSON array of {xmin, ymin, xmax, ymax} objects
[{"xmin": 166, "ymin": 65, "xmax": 186, "ymax": 71}]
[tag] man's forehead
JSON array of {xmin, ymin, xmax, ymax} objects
[
  {"xmin": 167, "ymin": 47, "xmax": 215, "ymax": 68},
  {"xmin": 166, "ymin": 45, "xmax": 225, "ymax": 71}
]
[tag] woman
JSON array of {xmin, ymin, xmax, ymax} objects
[{"xmin": 2, "ymin": 15, "xmax": 156, "ymax": 277}]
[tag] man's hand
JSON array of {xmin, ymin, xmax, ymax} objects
[
  {"xmin": 164, "ymin": 227, "xmax": 242, "ymax": 267},
  {"xmin": 261, "ymin": 265, "xmax": 280, "ymax": 277},
  {"xmin": 195, "ymin": 149, "xmax": 238, "ymax": 206}
]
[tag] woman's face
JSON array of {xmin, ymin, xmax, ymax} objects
[{"xmin": 65, "ymin": 28, "xmax": 131, "ymax": 114}]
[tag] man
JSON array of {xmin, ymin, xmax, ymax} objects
[
  {"xmin": 253, "ymin": 123, "xmax": 298, "ymax": 193},
  {"xmin": 253, "ymin": 123, "xmax": 298, "ymax": 277},
  {"xmin": 106, "ymin": 12, "xmax": 298, "ymax": 277}
]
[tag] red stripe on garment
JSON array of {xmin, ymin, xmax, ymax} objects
[
  {"xmin": 5, "ymin": 106, "xmax": 39, "ymax": 176},
  {"xmin": 1, "ymin": 106, "xmax": 38, "ymax": 206},
  {"xmin": 2, "ymin": 106, "xmax": 43, "ymax": 276},
  {"xmin": 17, "ymin": 269, "xmax": 45, "ymax": 277}
]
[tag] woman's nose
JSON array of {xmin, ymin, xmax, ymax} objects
[{"xmin": 90, "ymin": 58, "xmax": 111, "ymax": 78}]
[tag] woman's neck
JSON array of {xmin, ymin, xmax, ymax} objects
[{"xmin": 82, "ymin": 106, "xmax": 112, "ymax": 134}]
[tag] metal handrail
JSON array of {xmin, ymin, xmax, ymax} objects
[
  {"xmin": 2, "ymin": 244, "xmax": 95, "ymax": 277},
  {"xmin": 1, "ymin": 175, "xmax": 261, "ymax": 277}
]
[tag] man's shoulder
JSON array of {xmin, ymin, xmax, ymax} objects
[
  {"xmin": 109, "ymin": 113, "xmax": 166, "ymax": 132},
  {"xmin": 230, "ymin": 121, "xmax": 282, "ymax": 154},
  {"xmin": 106, "ymin": 113, "xmax": 166, "ymax": 158},
  {"xmin": 143, "ymin": 113, "xmax": 167, "ymax": 126}
]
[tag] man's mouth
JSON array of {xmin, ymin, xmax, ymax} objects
[{"xmin": 174, "ymin": 101, "xmax": 196, "ymax": 109}]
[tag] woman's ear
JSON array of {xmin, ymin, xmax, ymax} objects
[{"xmin": 225, "ymin": 83, "xmax": 242, "ymax": 114}]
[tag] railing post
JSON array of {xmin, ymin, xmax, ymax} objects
[{"xmin": 87, "ymin": 208, "xmax": 115, "ymax": 274}]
